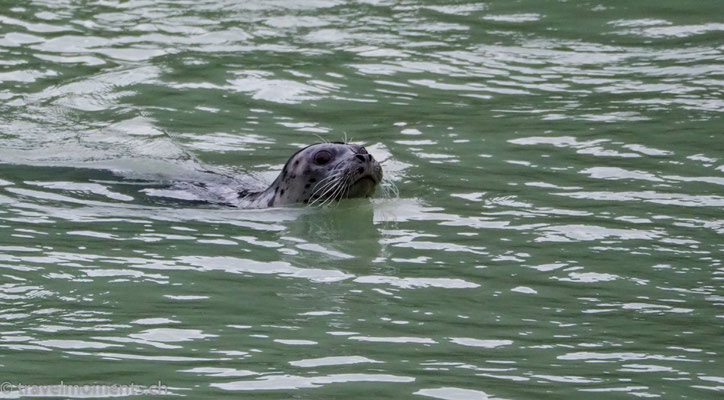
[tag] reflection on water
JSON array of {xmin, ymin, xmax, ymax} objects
[{"xmin": 1, "ymin": 0, "xmax": 723, "ymax": 398}]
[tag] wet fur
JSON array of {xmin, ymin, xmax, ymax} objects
[{"xmin": 237, "ymin": 142, "xmax": 382, "ymax": 208}]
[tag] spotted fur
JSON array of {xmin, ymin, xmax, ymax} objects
[{"xmin": 237, "ymin": 143, "xmax": 382, "ymax": 208}]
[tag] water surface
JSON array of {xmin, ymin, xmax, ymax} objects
[{"xmin": 1, "ymin": 0, "xmax": 723, "ymax": 398}]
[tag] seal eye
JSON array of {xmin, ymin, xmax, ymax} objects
[
  {"xmin": 314, "ymin": 150, "xmax": 333, "ymax": 165},
  {"xmin": 358, "ymin": 147, "xmax": 368, "ymax": 154}
]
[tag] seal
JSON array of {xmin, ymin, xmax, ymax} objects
[{"xmin": 236, "ymin": 142, "xmax": 382, "ymax": 208}]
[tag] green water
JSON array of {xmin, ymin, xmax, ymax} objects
[{"xmin": 1, "ymin": 0, "xmax": 723, "ymax": 398}]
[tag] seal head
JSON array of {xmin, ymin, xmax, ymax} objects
[{"xmin": 238, "ymin": 142, "xmax": 382, "ymax": 208}]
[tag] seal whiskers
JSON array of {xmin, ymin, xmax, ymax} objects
[
  {"xmin": 379, "ymin": 177, "xmax": 399, "ymax": 200},
  {"xmin": 308, "ymin": 172, "xmax": 344, "ymax": 206},
  {"xmin": 310, "ymin": 171, "xmax": 350, "ymax": 207},
  {"xmin": 320, "ymin": 173, "xmax": 352, "ymax": 207}
]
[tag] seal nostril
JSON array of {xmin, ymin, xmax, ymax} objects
[{"xmin": 355, "ymin": 154, "xmax": 365, "ymax": 162}]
